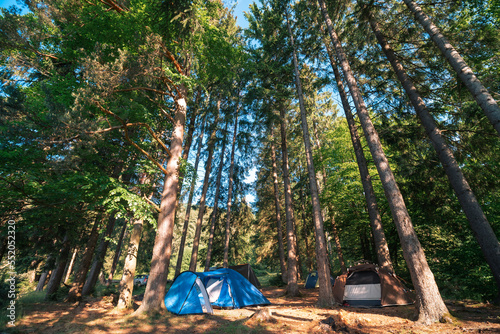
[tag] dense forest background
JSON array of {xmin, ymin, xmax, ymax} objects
[{"xmin": 0, "ymin": 0, "xmax": 499, "ymax": 323}]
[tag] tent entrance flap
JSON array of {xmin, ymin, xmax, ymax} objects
[
  {"xmin": 195, "ymin": 277, "xmax": 213, "ymax": 314},
  {"xmin": 206, "ymin": 277, "xmax": 224, "ymax": 303},
  {"xmin": 344, "ymin": 283, "xmax": 382, "ymax": 307}
]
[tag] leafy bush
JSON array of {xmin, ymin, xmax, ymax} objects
[
  {"xmin": 93, "ymin": 282, "xmax": 118, "ymax": 297},
  {"xmin": 267, "ymin": 273, "xmax": 286, "ymax": 287},
  {"xmin": 0, "ymin": 274, "xmax": 12, "ymax": 309}
]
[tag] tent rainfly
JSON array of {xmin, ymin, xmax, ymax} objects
[
  {"xmin": 228, "ymin": 264, "xmax": 261, "ymax": 288},
  {"xmin": 332, "ymin": 263, "xmax": 415, "ymax": 307},
  {"xmin": 164, "ymin": 268, "xmax": 270, "ymax": 315}
]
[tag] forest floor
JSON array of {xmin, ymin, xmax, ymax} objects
[{"xmin": 6, "ymin": 287, "xmax": 500, "ymax": 334}]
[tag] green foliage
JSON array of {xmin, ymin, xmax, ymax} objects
[
  {"xmin": 0, "ymin": 273, "xmax": 13, "ymax": 309},
  {"xmin": 92, "ymin": 282, "xmax": 118, "ymax": 298},
  {"xmin": 266, "ymin": 273, "xmax": 287, "ymax": 287}
]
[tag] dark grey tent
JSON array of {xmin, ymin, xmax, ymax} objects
[
  {"xmin": 228, "ymin": 264, "xmax": 261, "ymax": 288},
  {"xmin": 332, "ymin": 263, "xmax": 414, "ymax": 307}
]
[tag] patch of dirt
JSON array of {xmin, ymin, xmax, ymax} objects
[{"xmin": 9, "ymin": 288, "xmax": 500, "ymax": 333}]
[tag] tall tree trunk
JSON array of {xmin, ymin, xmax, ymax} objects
[
  {"xmin": 175, "ymin": 115, "xmax": 207, "ymax": 277},
  {"xmin": 318, "ymin": 0, "xmax": 449, "ymax": 323},
  {"xmin": 177, "ymin": 91, "xmax": 200, "ymax": 196},
  {"xmin": 402, "ymin": 0, "xmax": 500, "ymax": 135},
  {"xmin": 204, "ymin": 120, "xmax": 229, "ymax": 272},
  {"xmin": 299, "ymin": 187, "xmax": 314, "ymax": 273},
  {"xmin": 286, "ymin": 8, "xmax": 332, "ymax": 305},
  {"xmin": 136, "ymin": 84, "xmax": 187, "ymax": 313},
  {"xmin": 323, "ymin": 34, "xmax": 393, "ymax": 272},
  {"xmin": 67, "ymin": 217, "xmax": 101, "ymax": 302},
  {"xmin": 29, "ymin": 258, "xmax": 43, "ymax": 284},
  {"xmin": 64, "ymin": 248, "xmax": 78, "ymax": 284},
  {"xmin": 311, "ymin": 106, "xmax": 348, "ymax": 274},
  {"xmin": 360, "ymin": 228, "xmax": 372, "ymax": 261},
  {"xmin": 370, "ymin": 15, "xmax": 500, "ymax": 301},
  {"xmin": 108, "ymin": 220, "xmax": 128, "ymax": 284},
  {"xmin": 45, "ymin": 235, "xmax": 70, "ymax": 300},
  {"xmin": 223, "ymin": 106, "xmax": 240, "ymax": 267},
  {"xmin": 271, "ymin": 135, "xmax": 287, "ymax": 282},
  {"xmin": 0, "ymin": 238, "xmax": 7, "ymax": 263},
  {"xmin": 279, "ymin": 102, "xmax": 299, "ymax": 297},
  {"xmin": 292, "ymin": 218, "xmax": 302, "ymax": 281},
  {"xmin": 82, "ymin": 215, "xmax": 117, "ymax": 296},
  {"xmin": 36, "ymin": 271, "xmax": 49, "ymax": 292},
  {"xmin": 36, "ymin": 255, "xmax": 54, "ymax": 292},
  {"xmin": 189, "ymin": 104, "xmax": 220, "ymax": 272},
  {"xmin": 204, "ymin": 210, "xmax": 219, "ymax": 271},
  {"xmin": 328, "ymin": 210, "xmax": 346, "ymax": 273},
  {"xmin": 117, "ymin": 219, "xmax": 144, "ymax": 309}
]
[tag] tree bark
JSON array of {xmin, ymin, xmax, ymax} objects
[
  {"xmin": 45, "ymin": 235, "xmax": 70, "ymax": 300},
  {"xmin": 0, "ymin": 238, "xmax": 7, "ymax": 263},
  {"xmin": 64, "ymin": 248, "xmax": 78, "ymax": 284},
  {"xmin": 204, "ymin": 210, "xmax": 219, "ymax": 271},
  {"xmin": 223, "ymin": 106, "xmax": 240, "ymax": 267},
  {"xmin": 286, "ymin": 8, "xmax": 332, "ymax": 305},
  {"xmin": 323, "ymin": 34, "xmax": 393, "ymax": 272},
  {"xmin": 278, "ymin": 102, "xmax": 299, "ymax": 296},
  {"xmin": 36, "ymin": 271, "xmax": 49, "ymax": 292},
  {"xmin": 292, "ymin": 216, "xmax": 302, "ymax": 282},
  {"xmin": 82, "ymin": 214, "xmax": 117, "ymax": 296},
  {"xmin": 402, "ymin": 0, "xmax": 500, "ymax": 136},
  {"xmin": 299, "ymin": 187, "xmax": 314, "ymax": 273},
  {"xmin": 136, "ymin": 84, "xmax": 187, "ymax": 313},
  {"xmin": 328, "ymin": 211, "xmax": 346, "ymax": 273},
  {"xmin": 318, "ymin": 0, "xmax": 449, "ymax": 323},
  {"xmin": 67, "ymin": 217, "xmax": 101, "ymax": 302},
  {"xmin": 271, "ymin": 135, "xmax": 287, "ymax": 282},
  {"xmin": 370, "ymin": 15, "xmax": 500, "ymax": 301},
  {"xmin": 177, "ymin": 90, "xmax": 200, "ymax": 195},
  {"xmin": 189, "ymin": 103, "xmax": 219, "ymax": 272},
  {"xmin": 175, "ymin": 114, "xmax": 207, "ymax": 277},
  {"xmin": 36, "ymin": 255, "xmax": 53, "ymax": 292},
  {"xmin": 204, "ymin": 120, "xmax": 229, "ymax": 272},
  {"xmin": 108, "ymin": 220, "xmax": 128, "ymax": 284},
  {"xmin": 117, "ymin": 219, "xmax": 144, "ymax": 309}
]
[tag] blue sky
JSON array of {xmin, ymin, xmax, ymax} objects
[
  {"xmin": 0, "ymin": 0, "xmax": 19, "ymax": 9},
  {"xmin": 230, "ymin": 0, "xmax": 253, "ymax": 29}
]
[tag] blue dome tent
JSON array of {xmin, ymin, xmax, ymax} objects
[{"xmin": 164, "ymin": 268, "xmax": 271, "ymax": 315}]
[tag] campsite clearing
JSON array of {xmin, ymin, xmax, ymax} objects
[{"xmin": 10, "ymin": 287, "xmax": 500, "ymax": 333}]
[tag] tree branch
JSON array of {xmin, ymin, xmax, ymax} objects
[
  {"xmin": 113, "ymin": 87, "xmax": 168, "ymax": 96},
  {"xmin": 159, "ymin": 107, "xmax": 176, "ymax": 124},
  {"xmin": 125, "ymin": 122, "xmax": 170, "ymax": 155},
  {"xmin": 143, "ymin": 195, "xmax": 160, "ymax": 213},
  {"xmin": 45, "ymin": 125, "xmax": 125, "ymax": 144},
  {"xmin": 99, "ymin": 0, "xmax": 128, "ymax": 13},
  {"xmin": 160, "ymin": 43, "xmax": 185, "ymax": 76},
  {"xmin": 91, "ymin": 99, "xmax": 170, "ymax": 174}
]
